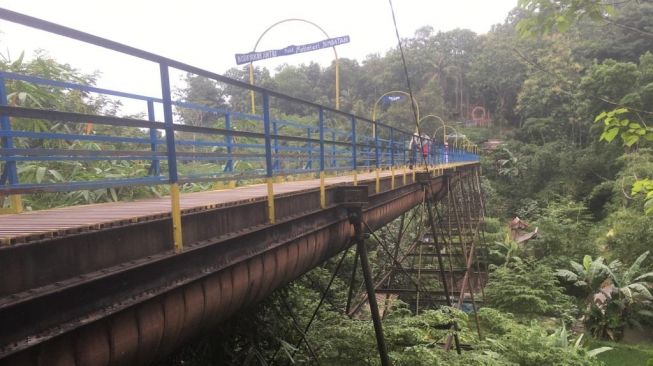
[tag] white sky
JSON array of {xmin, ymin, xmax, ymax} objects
[{"xmin": 0, "ymin": 0, "xmax": 517, "ymax": 115}]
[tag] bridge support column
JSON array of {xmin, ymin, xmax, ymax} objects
[
  {"xmin": 353, "ymin": 224, "xmax": 390, "ymax": 366},
  {"xmin": 340, "ymin": 185, "xmax": 390, "ymax": 366}
]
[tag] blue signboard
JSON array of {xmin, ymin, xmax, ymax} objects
[
  {"xmin": 235, "ymin": 35, "xmax": 350, "ymax": 65},
  {"xmin": 382, "ymin": 95, "xmax": 404, "ymax": 103}
]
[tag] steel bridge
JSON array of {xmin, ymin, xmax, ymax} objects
[{"xmin": 0, "ymin": 9, "xmax": 486, "ymax": 366}]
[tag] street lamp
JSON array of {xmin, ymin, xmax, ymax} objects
[
  {"xmin": 371, "ymin": 90, "xmax": 420, "ymax": 137},
  {"xmin": 247, "ymin": 18, "xmax": 341, "ymax": 114}
]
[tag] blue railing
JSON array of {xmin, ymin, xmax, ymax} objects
[{"xmin": 0, "ymin": 8, "xmax": 479, "ymax": 206}]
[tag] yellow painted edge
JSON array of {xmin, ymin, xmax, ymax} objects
[
  {"xmin": 266, "ymin": 177, "xmax": 276, "ymax": 224},
  {"xmin": 267, "ymin": 177, "xmax": 276, "ymax": 223},
  {"xmin": 170, "ymin": 183, "xmax": 183, "ymax": 252},
  {"xmin": 353, "ymin": 170, "xmax": 358, "ymax": 186},
  {"xmin": 0, "ymin": 195, "xmax": 23, "ymax": 215},
  {"xmin": 320, "ymin": 171, "xmax": 326, "ymax": 208},
  {"xmin": 391, "ymin": 167, "xmax": 395, "ymax": 189},
  {"xmin": 10, "ymin": 195, "xmax": 23, "ymax": 214},
  {"xmin": 375, "ymin": 168, "xmax": 380, "ymax": 194}
]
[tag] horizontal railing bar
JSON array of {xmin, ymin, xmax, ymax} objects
[
  {"xmin": 0, "ymin": 148, "xmax": 166, "ymax": 158},
  {"xmin": 0, "ymin": 106, "xmax": 160, "ymax": 129},
  {"xmin": 0, "ymin": 176, "xmax": 167, "ymax": 194},
  {"xmin": 0, "ymin": 130, "xmax": 156, "ymax": 145}
]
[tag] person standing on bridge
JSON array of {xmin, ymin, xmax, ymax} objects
[
  {"xmin": 420, "ymin": 133, "xmax": 430, "ymax": 165},
  {"xmin": 408, "ymin": 132, "xmax": 420, "ymax": 169}
]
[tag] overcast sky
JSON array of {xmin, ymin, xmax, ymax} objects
[{"xmin": 0, "ymin": 0, "xmax": 517, "ymax": 114}]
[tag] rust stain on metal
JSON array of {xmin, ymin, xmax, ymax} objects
[{"xmin": 0, "ymin": 164, "xmax": 479, "ymax": 366}]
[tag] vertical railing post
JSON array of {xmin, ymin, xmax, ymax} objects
[
  {"xmin": 331, "ymin": 130, "xmax": 336, "ymax": 170},
  {"xmin": 365, "ymin": 138, "xmax": 370, "ymax": 169},
  {"xmin": 0, "ymin": 74, "xmax": 21, "ymax": 214},
  {"xmin": 263, "ymin": 93, "xmax": 275, "ymax": 223},
  {"xmin": 146, "ymin": 99, "xmax": 160, "ymax": 177},
  {"xmin": 390, "ymin": 127, "xmax": 395, "ymax": 189},
  {"xmin": 225, "ymin": 112, "xmax": 236, "ymax": 188},
  {"xmin": 224, "ymin": 112, "xmax": 233, "ymax": 173},
  {"xmin": 319, "ymin": 108, "xmax": 326, "ymax": 208},
  {"xmin": 306, "ymin": 127, "xmax": 312, "ymax": 170},
  {"xmin": 401, "ymin": 133, "xmax": 407, "ymax": 166},
  {"xmin": 351, "ymin": 116, "xmax": 357, "ymax": 186},
  {"xmin": 401, "ymin": 132, "xmax": 406, "ymax": 185},
  {"xmin": 160, "ymin": 63, "xmax": 182, "ymax": 252},
  {"xmin": 389, "ymin": 128, "xmax": 395, "ymax": 167},
  {"xmin": 374, "ymin": 123, "xmax": 380, "ymax": 194},
  {"xmin": 272, "ymin": 120, "xmax": 279, "ymax": 172}
]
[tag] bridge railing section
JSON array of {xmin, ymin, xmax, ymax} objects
[{"xmin": 0, "ymin": 8, "xmax": 479, "ymax": 249}]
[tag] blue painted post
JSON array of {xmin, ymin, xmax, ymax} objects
[
  {"xmin": 224, "ymin": 112, "xmax": 233, "ymax": 172},
  {"xmin": 160, "ymin": 65, "xmax": 178, "ymax": 184},
  {"xmin": 319, "ymin": 109, "xmax": 325, "ymax": 173},
  {"xmin": 318, "ymin": 108, "xmax": 326, "ymax": 207},
  {"xmin": 351, "ymin": 116, "xmax": 357, "ymax": 185},
  {"xmin": 0, "ymin": 74, "xmax": 18, "ymax": 187},
  {"xmin": 160, "ymin": 63, "xmax": 182, "ymax": 251},
  {"xmin": 401, "ymin": 133, "xmax": 408, "ymax": 165},
  {"xmin": 351, "ymin": 117, "xmax": 357, "ymax": 171},
  {"xmin": 390, "ymin": 128, "xmax": 395, "ymax": 167},
  {"xmin": 365, "ymin": 139, "xmax": 370, "ymax": 169},
  {"xmin": 273, "ymin": 120, "xmax": 279, "ymax": 170},
  {"xmin": 374, "ymin": 126, "xmax": 380, "ymax": 169},
  {"xmin": 331, "ymin": 130, "xmax": 336, "ymax": 169},
  {"xmin": 147, "ymin": 99, "xmax": 160, "ymax": 176},
  {"xmin": 306, "ymin": 127, "xmax": 312, "ymax": 170},
  {"xmin": 0, "ymin": 73, "xmax": 21, "ymax": 213},
  {"xmin": 374, "ymin": 123, "xmax": 380, "ymax": 193},
  {"xmin": 263, "ymin": 93, "xmax": 276, "ymax": 222}
]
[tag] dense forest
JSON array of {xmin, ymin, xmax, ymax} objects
[{"xmin": 2, "ymin": 0, "xmax": 653, "ymax": 365}]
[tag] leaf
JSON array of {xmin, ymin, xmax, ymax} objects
[
  {"xmin": 48, "ymin": 169, "xmax": 64, "ymax": 182},
  {"xmin": 574, "ymin": 333, "xmax": 584, "ymax": 348},
  {"xmin": 556, "ymin": 269, "xmax": 578, "ymax": 282},
  {"xmin": 10, "ymin": 51, "xmax": 25, "ymax": 68},
  {"xmin": 623, "ymin": 134, "xmax": 639, "ymax": 147},
  {"xmin": 594, "ymin": 111, "xmax": 607, "ymax": 122},
  {"xmin": 613, "ymin": 108, "xmax": 628, "ymax": 115},
  {"xmin": 35, "ymin": 166, "xmax": 46, "ymax": 183},
  {"xmin": 587, "ymin": 346, "xmax": 613, "ymax": 357},
  {"xmin": 583, "ymin": 255, "xmax": 592, "ymax": 271},
  {"xmin": 600, "ymin": 127, "xmax": 619, "ymax": 142},
  {"xmin": 109, "ymin": 188, "xmax": 118, "ymax": 202}
]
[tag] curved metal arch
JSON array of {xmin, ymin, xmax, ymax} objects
[
  {"xmin": 248, "ymin": 18, "xmax": 340, "ymax": 113},
  {"xmin": 418, "ymin": 114, "xmax": 446, "ymax": 131},
  {"xmin": 371, "ymin": 90, "xmax": 420, "ymax": 137}
]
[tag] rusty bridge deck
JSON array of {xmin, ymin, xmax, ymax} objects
[
  {"xmin": 0, "ymin": 169, "xmax": 410, "ymax": 246},
  {"xmin": 0, "ymin": 162, "xmax": 480, "ymax": 366},
  {"xmin": 0, "ymin": 164, "xmax": 476, "ymax": 246}
]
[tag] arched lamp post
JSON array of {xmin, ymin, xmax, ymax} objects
[
  {"xmin": 248, "ymin": 18, "xmax": 341, "ymax": 113},
  {"xmin": 371, "ymin": 90, "xmax": 420, "ymax": 137}
]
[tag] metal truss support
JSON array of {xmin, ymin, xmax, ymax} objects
[{"xmin": 349, "ymin": 204, "xmax": 391, "ymax": 366}]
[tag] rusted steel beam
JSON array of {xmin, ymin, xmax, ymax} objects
[{"xmin": 0, "ymin": 167, "xmax": 479, "ymax": 365}]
